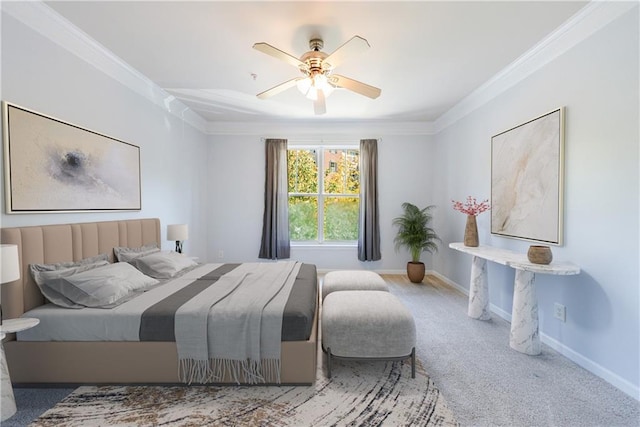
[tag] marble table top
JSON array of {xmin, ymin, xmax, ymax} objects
[
  {"xmin": 449, "ymin": 243, "xmax": 580, "ymax": 275},
  {"xmin": 0, "ymin": 317, "xmax": 40, "ymax": 335}
]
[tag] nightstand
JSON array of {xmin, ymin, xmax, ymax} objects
[{"xmin": 1, "ymin": 317, "xmax": 39, "ymax": 421}]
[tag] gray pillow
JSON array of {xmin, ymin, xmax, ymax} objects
[
  {"xmin": 34, "ymin": 261, "xmax": 111, "ymax": 308},
  {"xmin": 114, "ymin": 244, "xmax": 160, "ymax": 262},
  {"xmin": 30, "ymin": 254, "xmax": 111, "ymax": 308},
  {"xmin": 129, "ymin": 251, "xmax": 197, "ymax": 279},
  {"xmin": 30, "ymin": 253, "xmax": 109, "ymax": 277},
  {"xmin": 41, "ymin": 262, "xmax": 159, "ymax": 309}
]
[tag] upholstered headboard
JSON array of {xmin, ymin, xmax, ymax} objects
[{"xmin": 0, "ymin": 218, "xmax": 160, "ymax": 320}]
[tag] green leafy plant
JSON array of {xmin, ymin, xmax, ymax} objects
[{"xmin": 393, "ymin": 203, "xmax": 441, "ymax": 263}]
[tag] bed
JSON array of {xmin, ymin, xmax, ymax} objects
[{"xmin": 0, "ymin": 218, "xmax": 318, "ymax": 385}]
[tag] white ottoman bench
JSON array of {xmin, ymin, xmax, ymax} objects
[
  {"xmin": 322, "ymin": 270, "xmax": 388, "ymax": 300},
  {"xmin": 322, "ymin": 290, "xmax": 416, "ymax": 378}
]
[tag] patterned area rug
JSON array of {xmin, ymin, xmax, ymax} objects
[{"xmin": 31, "ymin": 358, "xmax": 458, "ymax": 426}]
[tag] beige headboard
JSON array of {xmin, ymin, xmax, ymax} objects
[{"xmin": 1, "ymin": 218, "xmax": 160, "ymax": 321}]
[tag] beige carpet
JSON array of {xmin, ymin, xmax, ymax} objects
[{"xmin": 31, "ymin": 357, "xmax": 457, "ymax": 426}]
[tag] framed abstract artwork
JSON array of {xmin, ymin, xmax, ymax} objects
[
  {"xmin": 490, "ymin": 108, "xmax": 564, "ymax": 245},
  {"xmin": 2, "ymin": 102, "xmax": 141, "ymax": 213}
]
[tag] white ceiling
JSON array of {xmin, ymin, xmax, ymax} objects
[{"xmin": 45, "ymin": 1, "xmax": 588, "ymax": 124}]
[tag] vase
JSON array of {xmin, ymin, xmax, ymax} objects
[
  {"xmin": 464, "ymin": 215, "xmax": 479, "ymax": 247},
  {"xmin": 407, "ymin": 261, "xmax": 425, "ymax": 283},
  {"xmin": 527, "ymin": 245, "xmax": 553, "ymax": 265}
]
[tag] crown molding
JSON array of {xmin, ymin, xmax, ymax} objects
[
  {"xmin": 433, "ymin": 0, "xmax": 638, "ymax": 133},
  {"xmin": 3, "ymin": 1, "xmax": 635, "ymax": 137},
  {"xmin": 206, "ymin": 120, "xmax": 436, "ymax": 136},
  {"xmin": 2, "ymin": 1, "xmax": 208, "ymax": 133}
]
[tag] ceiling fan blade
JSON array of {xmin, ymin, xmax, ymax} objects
[
  {"xmin": 329, "ymin": 74, "xmax": 381, "ymax": 99},
  {"xmin": 256, "ymin": 78, "xmax": 302, "ymax": 99},
  {"xmin": 253, "ymin": 42, "xmax": 308, "ymax": 71},
  {"xmin": 314, "ymin": 90, "xmax": 326, "ymax": 115},
  {"xmin": 323, "ymin": 36, "xmax": 370, "ymax": 70}
]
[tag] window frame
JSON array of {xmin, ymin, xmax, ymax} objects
[{"xmin": 288, "ymin": 143, "xmax": 360, "ymax": 245}]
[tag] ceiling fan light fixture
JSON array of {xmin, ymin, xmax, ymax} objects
[
  {"xmin": 314, "ymin": 74, "xmax": 335, "ymax": 97},
  {"xmin": 297, "ymin": 73, "xmax": 334, "ymax": 100},
  {"xmin": 297, "ymin": 79, "xmax": 317, "ymax": 100},
  {"xmin": 308, "ymin": 86, "xmax": 320, "ymax": 101},
  {"xmin": 296, "ymin": 77, "xmax": 313, "ymax": 97}
]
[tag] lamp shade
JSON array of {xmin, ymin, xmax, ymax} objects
[
  {"xmin": 167, "ymin": 224, "xmax": 188, "ymax": 241},
  {"xmin": 1, "ymin": 244, "xmax": 20, "ymax": 284},
  {"xmin": 296, "ymin": 74, "xmax": 335, "ymax": 100}
]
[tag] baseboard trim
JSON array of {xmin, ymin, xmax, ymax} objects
[
  {"xmin": 540, "ymin": 332, "xmax": 640, "ymax": 401},
  {"xmin": 428, "ymin": 270, "xmax": 467, "ymax": 294},
  {"xmin": 427, "ymin": 270, "xmax": 639, "ymax": 401},
  {"xmin": 317, "ymin": 268, "xmax": 406, "ymax": 275}
]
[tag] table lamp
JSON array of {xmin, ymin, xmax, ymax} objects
[
  {"xmin": 1, "ymin": 244, "xmax": 20, "ymax": 325},
  {"xmin": 167, "ymin": 224, "xmax": 188, "ymax": 254}
]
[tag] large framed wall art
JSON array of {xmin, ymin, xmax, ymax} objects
[
  {"xmin": 490, "ymin": 108, "xmax": 564, "ymax": 245},
  {"xmin": 2, "ymin": 102, "xmax": 141, "ymax": 213}
]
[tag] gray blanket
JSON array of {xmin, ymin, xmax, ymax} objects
[
  {"xmin": 175, "ymin": 261, "xmax": 302, "ymax": 384},
  {"xmin": 138, "ymin": 264, "xmax": 240, "ymax": 341}
]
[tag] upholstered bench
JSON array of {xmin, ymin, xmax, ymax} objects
[
  {"xmin": 322, "ymin": 290, "xmax": 416, "ymax": 378},
  {"xmin": 322, "ymin": 270, "xmax": 388, "ymax": 300}
]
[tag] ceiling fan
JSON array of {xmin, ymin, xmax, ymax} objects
[{"xmin": 253, "ymin": 35, "xmax": 381, "ymax": 115}]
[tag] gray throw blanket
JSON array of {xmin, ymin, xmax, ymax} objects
[{"xmin": 175, "ymin": 261, "xmax": 302, "ymax": 384}]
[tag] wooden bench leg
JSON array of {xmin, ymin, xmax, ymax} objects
[{"xmin": 327, "ymin": 347, "xmax": 332, "ymax": 379}]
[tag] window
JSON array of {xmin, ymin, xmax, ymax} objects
[{"xmin": 288, "ymin": 147, "xmax": 360, "ymax": 243}]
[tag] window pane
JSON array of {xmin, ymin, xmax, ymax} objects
[
  {"xmin": 323, "ymin": 149, "xmax": 359, "ymax": 194},
  {"xmin": 324, "ymin": 197, "xmax": 359, "ymax": 241},
  {"xmin": 288, "ymin": 149, "xmax": 317, "ymax": 193},
  {"xmin": 289, "ymin": 196, "xmax": 318, "ymax": 240}
]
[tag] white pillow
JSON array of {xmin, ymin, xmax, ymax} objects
[
  {"xmin": 129, "ymin": 251, "xmax": 197, "ymax": 279},
  {"xmin": 41, "ymin": 263, "xmax": 159, "ymax": 308},
  {"xmin": 113, "ymin": 244, "xmax": 160, "ymax": 262}
]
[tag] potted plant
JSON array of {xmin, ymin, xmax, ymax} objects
[{"xmin": 393, "ymin": 202, "xmax": 441, "ymax": 283}]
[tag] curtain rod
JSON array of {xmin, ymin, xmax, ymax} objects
[{"xmin": 260, "ymin": 137, "xmax": 382, "ymax": 143}]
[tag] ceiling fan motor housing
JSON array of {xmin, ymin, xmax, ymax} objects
[
  {"xmin": 299, "ymin": 40, "xmax": 330, "ymax": 78},
  {"xmin": 309, "ymin": 38, "xmax": 323, "ymax": 51}
]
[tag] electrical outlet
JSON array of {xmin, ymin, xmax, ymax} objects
[
  {"xmin": 218, "ymin": 249, "xmax": 224, "ymax": 259},
  {"xmin": 554, "ymin": 303, "xmax": 566, "ymax": 322}
]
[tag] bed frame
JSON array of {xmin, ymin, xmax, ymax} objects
[{"xmin": 0, "ymin": 218, "xmax": 317, "ymax": 385}]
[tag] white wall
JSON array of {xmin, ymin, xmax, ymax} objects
[
  {"xmin": 2, "ymin": 0, "xmax": 637, "ymax": 400},
  {"xmin": 0, "ymin": 11, "xmax": 210, "ymax": 259},
  {"xmin": 432, "ymin": 8, "xmax": 639, "ymax": 397},
  {"xmin": 207, "ymin": 134, "xmax": 439, "ymax": 270}
]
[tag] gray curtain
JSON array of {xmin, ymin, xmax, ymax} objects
[
  {"xmin": 358, "ymin": 139, "xmax": 381, "ymax": 261},
  {"xmin": 259, "ymin": 139, "xmax": 290, "ymax": 259}
]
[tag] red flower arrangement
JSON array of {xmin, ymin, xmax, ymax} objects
[{"xmin": 452, "ymin": 196, "xmax": 491, "ymax": 216}]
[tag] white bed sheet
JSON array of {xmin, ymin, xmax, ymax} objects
[{"xmin": 17, "ymin": 264, "xmax": 223, "ymax": 342}]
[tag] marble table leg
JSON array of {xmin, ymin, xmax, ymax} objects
[
  {"xmin": 509, "ymin": 269, "xmax": 541, "ymax": 355},
  {"xmin": 468, "ymin": 256, "xmax": 491, "ymax": 320},
  {"xmin": 1, "ymin": 342, "xmax": 17, "ymax": 422}
]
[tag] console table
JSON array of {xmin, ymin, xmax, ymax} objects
[{"xmin": 449, "ymin": 243, "xmax": 580, "ymax": 355}]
